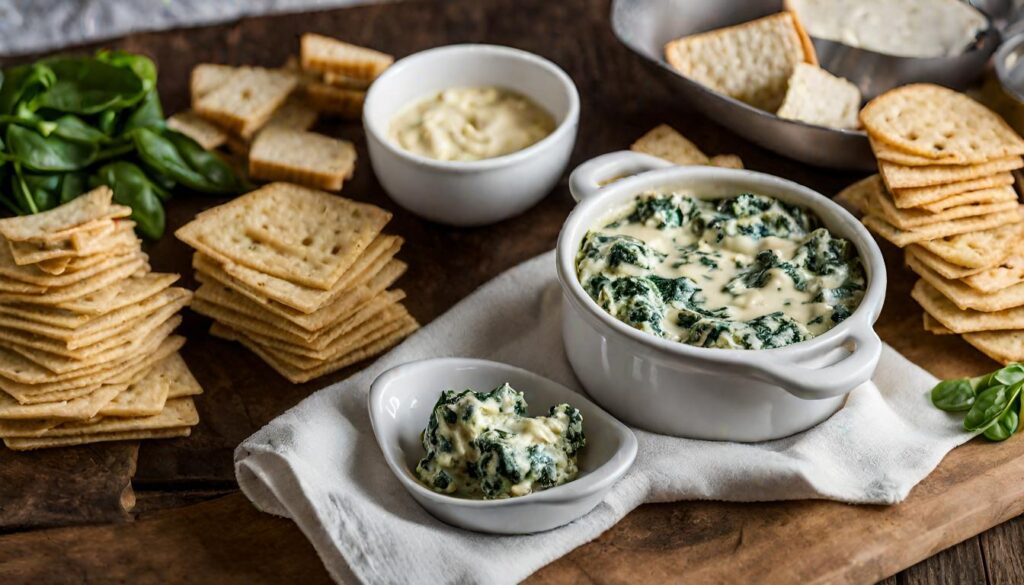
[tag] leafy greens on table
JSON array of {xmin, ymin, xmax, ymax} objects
[
  {"xmin": 930, "ymin": 363, "xmax": 1024, "ymax": 442},
  {"xmin": 0, "ymin": 50, "xmax": 243, "ymax": 239}
]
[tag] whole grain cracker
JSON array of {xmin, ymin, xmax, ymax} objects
[
  {"xmin": 3, "ymin": 426, "xmax": 190, "ymax": 451},
  {"xmin": 860, "ymin": 84, "xmax": 1024, "ymax": 162},
  {"xmin": 920, "ymin": 185, "xmax": 1019, "ymax": 213},
  {"xmin": 301, "ymin": 81, "xmax": 365, "ymax": 119},
  {"xmin": 97, "ymin": 369, "xmax": 170, "ymax": 418},
  {"xmin": 300, "ymin": 33, "xmax": 394, "ymax": 80},
  {"xmin": 175, "ymin": 182, "xmax": 391, "ymax": 290},
  {"xmin": 194, "ymin": 67, "xmax": 298, "ymax": 138},
  {"xmin": 155, "ymin": 353, "xmax": 204, "ymax": 399},
  {"xmin": 166, "ymin": 111, "xmax": 229, "ymax": 151},
  {"xmin": 55, "ymin": 272, "xmax": 179, "ymax": 316},
  {"xmin": 862, "ymin": 208, "xmax": 1022, "ymax": 247},
  {"xmin": 0, "ymin": 397, "xmax": 196, "ymax": 437},
  {"xmin": 905, "ymin": 245, "xmax": 993, "ymax": 280},
  {"xmin": 0, "ymin": 257, "xmax": 146, "ymax": 306},
  {"xmin": 0, "ymin": 384, "xmax": 122, "ymax": 421},
  {"xmin": 962, "ymin": 330, "xmax": 1024, "ymax": 365},
  {"xmin": 913, "ymin": 280, "xmax": 1024, "ymax": 333},
  {"xmin": 917, "ymin": 222, "xmax": 1023, "ymax": 268},
  {"xmin": 7, "ymin": 222, "xmax": 136, "ymax": 266},
  {"xmin": 962, "ymin": 254, "xmax": 1024, "ymax": 293},
  {"xmin": 862, "ymin": 176, "xmax": 1018, "ymax": 229},
  {"xmin": 869, "ymin": 135, "xmax": 960, "ymax": 167},
  {"xmin": 0, "ymin": 187, "xmax": 114, "ymax": 241},
  {"xmin": 248, "ymin": 128, "xmax": 356, "ymax": 191},
  {"xmin": 190, "ymin": 63, "xmax": 236, "ymax": 102}
]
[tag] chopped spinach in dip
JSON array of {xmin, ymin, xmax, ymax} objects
[
  {"xmin": 415, "ymin": 383, "xmax": 585, "ymax": 499},
  {"xmin": 575, "ymin": 191, "xmax": 866, "ymax": 350}
]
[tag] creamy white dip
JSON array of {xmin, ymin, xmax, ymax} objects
[
  {"xmin": 787, "ymin": 0, "xmax": 988, "ymax": 58},
  {"xmin": 576, "ymin": 190, "xmax": 866, "ymax": 350},
  {"xmin": 415, "ymin": 383, "xmax": 585, "ymax": 499},
  {"xmin": 389, "ymin": 86, "xmax": 556, "ymax": 162}
]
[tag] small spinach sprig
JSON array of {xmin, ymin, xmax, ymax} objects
[
  {"xmin": 931, "ymin": 364, "xmax": 1024, "ymax": 441},
  {"xmin": 0, "ymin": 50, "xmax": 243, "ymax": 239}
]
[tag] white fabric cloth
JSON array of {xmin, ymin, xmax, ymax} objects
[{"xmin": 235, "ymin": 251, "xmax": 975, "ymax": 585}]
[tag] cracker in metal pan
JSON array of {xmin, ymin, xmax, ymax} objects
[{"xmin": 776, "ymin": 63, "xmax": 861, "ymax": 130}]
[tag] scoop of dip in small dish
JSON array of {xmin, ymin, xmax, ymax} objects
[
  {"xmin": 415, "ymin": 382, "xmax": 585, "ymax": 500},
  {"xmin": 389, "ymin": 86, "xmax": 556, "ymax": 162},
  {"xmin": 576, "ymin": 190, "xmax": 866, "ymax": 350}
]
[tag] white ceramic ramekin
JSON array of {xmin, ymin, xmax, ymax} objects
[
  {"xmin": 556, "ymin": 151, "xmax": 887, "ymax": 442},
  {"xmin": 363, "ymin": 44, "xmax": 580, "ymax": 227},
  {"xmin": 368, "ymin": 358, "xmax": 637, "ymax": 534}
]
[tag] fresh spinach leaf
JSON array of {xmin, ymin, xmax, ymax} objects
[
  {"xmin": 983, "ymin": 404, "xmax": 1019, "ymax": 442},
  {"xmin": 18, "ymin": 170, "xmax": 62, "ymax": 212},
  {"xmin": 50, "ymin": 114, "xmax": 109, "ymax": 144},
  {"xmin": 59, "ymin": 171, "xmax": 88, "ymax": 204},
  {"xmin": 930, "ymin": 378, "xmax": 976, "ymax": 412},
  {"xmin": 31, "ymin": 57, "xmax": 145, "ymax": 114},
  {"xmin": 163, "ymin": 129, "xmax": 239, "ymax": 192},
  {"xmin": 90, "ymin": 161, "xmax": 166, "ymax": 239},
  {"xmin": 964, "ymin": 382, "xmax": 1023, "ymax": 432},
  {"xmin": 6, "ymin": 124, "xmax": 97, "ymax": 171},
  {"xmin": 96, "ymin": 50, "xmax": 157, "ymax": 93},
  {"xmin": 0, "ymin": 63, "xmax": 55, "ymax": 116},
  {"xmin": 132, "ymin": 127, "xmax": 236, "ymax": 194},
  {"xmin": 122, "ymin": 90, "xmax": 165, "ymax": 132}
]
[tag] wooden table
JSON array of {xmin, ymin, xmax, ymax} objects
[{"xmin": 0, "ymin": 1, "xmax": 1022, "ymax": 583}]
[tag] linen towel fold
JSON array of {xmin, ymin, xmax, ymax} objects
[{"xmin": 236, "ymin": 251, "xmax": 974, "ymax": 585}]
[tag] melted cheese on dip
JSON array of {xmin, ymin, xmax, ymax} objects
[
  {"xmin": 389, "ymin": 86, "xmax": 556, "ymax": 162},
  {"xmin": 415, "ymin": 383, "xmax": 585, "ymax": 499},
  {"xmin": 787, "ymin": 0, "xmax": 987, "ymax": 59},
  {"xmin": 575, "ymin": 191, "xmax": 866, "ymax": 350}
]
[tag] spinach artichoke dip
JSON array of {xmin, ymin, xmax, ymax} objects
[
  {"xmin": 576, "ymin": 191, "xmax": 866, "ymax": 350},
  {"xmin": 415, "ymin": 383, "xmax": 585, "ymax": 499},
  {"xmin": 389, "ymin": 86, "xmax": 556, "ymax": 162}
]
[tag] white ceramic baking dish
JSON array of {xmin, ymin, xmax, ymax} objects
[{"xmin": 556, "ymin": 151, "xmax": 887, "ymax": 442}]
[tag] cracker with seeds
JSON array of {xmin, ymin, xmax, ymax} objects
[
  {"xmin": 861, "ymin": 84, "xmax": 1024, "ymax": 163},
  {"xmin": 194, "ymin": 67, "xmax": 298, "ymax": 138},
  {"xmin": 249, "ymin": 128, "xmax": 356, "ymax": 191},
  {"xmin": 300, "ymin": 34, "xmax": 394, "ymax": 80},
  {"xmin": 175, "ymin": 183, "xmax": 390, "ymax": 289}
]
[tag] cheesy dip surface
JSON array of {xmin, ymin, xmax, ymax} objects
[
  {"xmin": 415, "ymin": 383, "xmax": 585, "ymax": 499},
  {"xmin": 389, "ymin": 86, "xmax": 555, "ymax": 162},
  {"xmin": 575, "ymin": 191, "xmax": 866, "ymax": 350}
]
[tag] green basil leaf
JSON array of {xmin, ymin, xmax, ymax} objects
[
  {"xmin": 6, "ymin": 124, "xmax": 97, "ymax": 171},
  {"xmin": 90, "ymin": 161, "xmax": 165, "ymax": 239},
  {"xmin": 964, "ymin": 382, "xmax": 1023, "ymax": 432},
  {"xmin": 162, "ymin": 129, "xmax": 239, "ymax": 193},
  {"xmin": 930, "ymin": 379, "xmax": 976, "ymax": 412},
  {"xmin": 31, "ymin": 57, "xmax": 144, "ymax": 115},
  {"xmin": 0, "ymin": 63, "xmax": 55, "ymax": 116},
  {"xmin": 983, "ymin": 407, "xmax": 1019, "ymax": 442}
]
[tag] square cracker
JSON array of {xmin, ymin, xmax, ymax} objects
[
  {"xmin": 249, "ymin": 128, "xmax": 356, "ymax": 191},
  {"xmin": 860, "ymin": 84, "xmax": 1024, "ymax": 163},
  {"xmin": 905, "ymin": 245, "xmax": 993, "ymax": 280},
  {"xmin": 920, "ymin": 185, "xmax": 1019, "ymax": 213},
  {"xmin": 0, "ymin": 241, "xmax": 141, "ymax": 288},
  {"xmin": 630, "ymin": 124, "xmax": 709, "ymax": 165},
  {"xmin": 879, "ymin": 156, "xmax": 1024, "ymax": 190},
  {"xmin": 3, "ymin": 427, "xmax": 190, "ymax": 451},
  {"xmin": 862, "ymin": 208, "xmax": 1022, "ymax": 247},
  {"xmin": 890, "ymin": 174, "xmax": 1016, "ymax": 209},
  {"xmin": 263, "ymin": 96, "xmax": 319, "ymax": 132},
  {"xmin": 97, "ymin": 367, "xmax": 170, "ymax": 418},
  {"xmin": 195, "ymin": 258, "xmax": 406, "ymax": 331},
  {"xmin": 962, "ymin": 254, "xmax": 1024, "ymax": 293},
  {"xmin": 155, "ymin": 353, "xmax": 204, "ymax": 399},
  {"xmin": 302, "ymin": 81, "xmax": 365, "ymax": 119},
  {"xmin": 7, "ymin": 221, "xmax": 137, "ymax": 266},
  {"xmin": 194, "ymin": 67, "xmax": 298, "ymax": 138},
  {"xmin": 922, "ymin": 313, "xmax": 954, "ymax": 335},
  {"xmin": 194, "ymin": 234, "xmax": 400, "ymax": 313},
  {"xmin": 55, "ymin": 272, "xmax": 179, "ymax": 317},
  {"xmin": 869, "ymin": 135, "xmax": 960, "ymax": 167},
  {"xmin": 211, "ymin": 318, "xmax": 417, "ymax": 384},
  {"xmin": 0, "ymin": 187, "xmax": 115, "ymax": 242},
  {"xmin": 917, "ymin": 222, "xmax": 1023, "ymax": 269},
  {"xmin": 908, "ymin": 254, "xmax": 1024, "ymax": 312},
  {"xmin": 166, "ymin": 111, "xmax": 228, "ymax": 151},
  {"xmin": 776, "ymin": 63, "xmax": 861, "ymax": 130},
  {"xmin": 962, "ymin": 330, "xmax": 1024, "ymax": 365},
  {"xmin": 0, "ymin": 383, "xmax": 123, "ymax": 421},
  {"xmin": 175, "ymin": 182, "xmax": 391, "ymax": 290},
  {"xmin": 664, "ymin": 12, "xmax": 816, "ymax": 111},
  {"xmin": 4, "ymin": 396, "xmax": 196, "ymax": 436},
  {"xmin": 0, "ymin": 257, "xmax": 146, "ymax": 306},
  {"xmin": 190, "ymin": 63, "xmax": 236, "ymax": 102},
  {"xmin": 300, "ymin": 33, "xmax": 394, "ymax": 80},
  {"xmin": 912, "ymin": 280, "xmax": 1024, "ymax": 333}
]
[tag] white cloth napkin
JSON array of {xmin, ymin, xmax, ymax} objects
[{"xmin": 235, "ymin": 251, "xmax": 976, "ymax": 585}]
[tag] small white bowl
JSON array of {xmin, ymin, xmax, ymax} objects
[
  {"xmin": 367, "ymin": 357, "xmax": 637, "ymax": 534},
  {"xmin": 363, "ymin": 44, "xmax": 580, "ymax": 227}
]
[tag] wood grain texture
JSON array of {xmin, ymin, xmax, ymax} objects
[{"xmin": 0, "ymin": 0, "xmax": 1021, "ymax": 583}]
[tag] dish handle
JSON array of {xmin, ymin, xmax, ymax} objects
[
  {"xmin": 569, "ymin": 150, "xmax": 673, "ymax": 202},
  {"xmin": 741, "ymin": 318, "xmax": 882, "ymax": 400}
]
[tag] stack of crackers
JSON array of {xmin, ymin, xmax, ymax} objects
[
  {"xmin": 0, "ymin": 188, "xmax": 200, "ymax": 450},
  {"xmin": 842, "ymin": 83, "xmax": 1024, "ymax": 365},
  {"xmin": 167, "ymin": 33, "xmax": 393, "ymax": 192},
  {"xmin": 176, "ymin": 182, "xmax": 418, "ymax": 383}
]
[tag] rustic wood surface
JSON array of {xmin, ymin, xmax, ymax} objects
[{"xmin": 0, "ymin": 0, "xmax": 1022, "ymax": 583}]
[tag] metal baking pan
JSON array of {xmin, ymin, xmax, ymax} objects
[{"xmin": 611, "ymin": 0, "xmax": 1000, "ymax": 171}]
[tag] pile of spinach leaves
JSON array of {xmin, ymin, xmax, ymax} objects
[
  {"xmin": 931, "ymin": 363, "xmax": 1024, "ymax": 441},
  {"xmin": 0, "ymin": 50, "xmax": 242, "ymax": 239}
]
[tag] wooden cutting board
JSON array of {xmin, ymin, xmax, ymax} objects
[{"xmin": 0, "ymin": 0, "xmax": 1021, "ymax": 583}]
